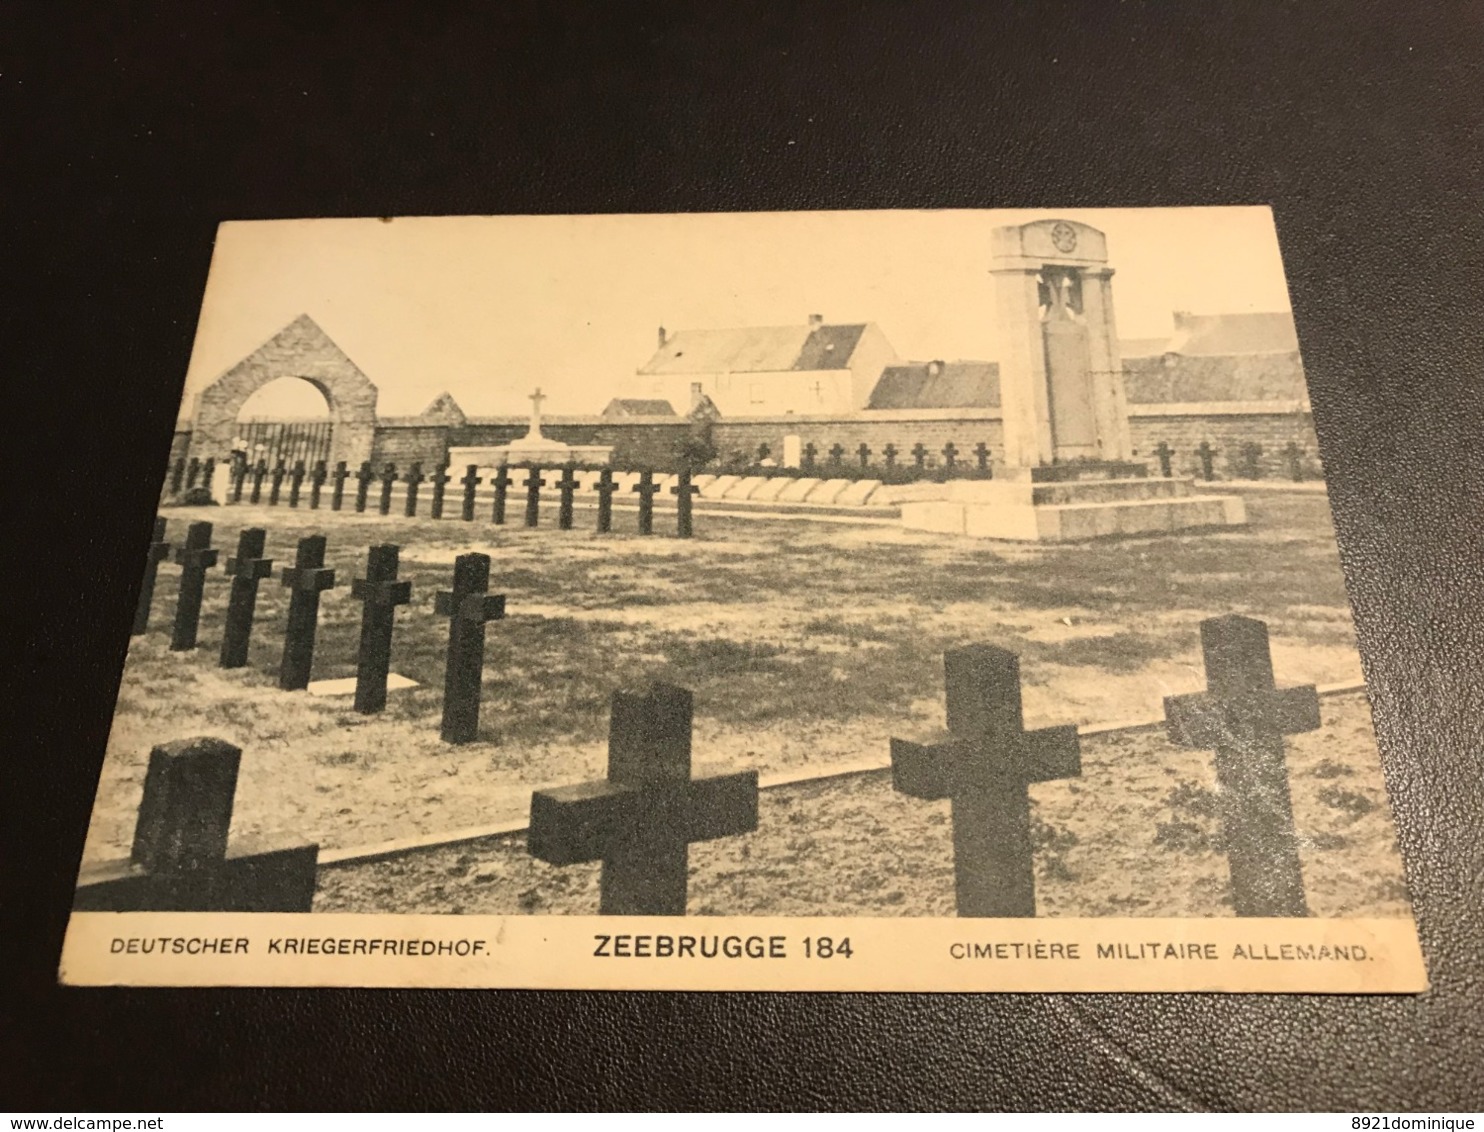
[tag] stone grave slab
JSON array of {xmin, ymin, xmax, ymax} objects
[
  {"xmin": 749, "ymin": 477, "xmax": 794, "ymax": 502},
  {"xmin": 775, "ymin": 477, "xmax": 820, "ymax": 502},
  {"xmin": 724, "ymin": 476, "xmax": 768, "ymax": 500},
  {"xmin": 804, "ymin": 478, "xmax": 853, "ymax": 504},
  {"xmin": 702, "ymin": 475, "xmax": 739, "ymax": 498},
  {"xmin": 308, "ymin": 673, "xmax": 419, "ymax": 697},
  {"xmin": 834, "ymin": 479, "xmax": 883, "ymax": 507}
]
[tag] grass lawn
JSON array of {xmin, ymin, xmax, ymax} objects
[{"xmin": 81, "ymin": 490, "xmax": 1397, "ymax": 912}]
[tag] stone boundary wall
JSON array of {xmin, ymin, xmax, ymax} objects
[{"xmin": 168, "ymin": 404, "xmax": 1322, "ymax": 480}]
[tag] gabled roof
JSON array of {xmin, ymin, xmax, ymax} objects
[
  {"xmin": 419, "ymin": 392, "xmax": 467, "ymax": 425},
  {"xmin": 602, "ymin": 398, "xmax": 677, "ymax": 417},
  {"xmin": 1123, "ymin": 311, "xmax": 1299, "ymax": 358},
  {"xmin": 867, "ymin": 361, "xmax": 1000, "ymax": 410},
  {"xmin": 639, "ymin": 323, "xmax": 870, "ymax": 374}
]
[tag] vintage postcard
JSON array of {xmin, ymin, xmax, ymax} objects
[{"xmin": 60, "ymin": 208, "xmax": 1425, "ymax": 992}]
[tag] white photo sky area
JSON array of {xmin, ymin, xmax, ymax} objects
[{"xmin": 181, "ymin": 207, "xmax": 1295, "ymax": 419}]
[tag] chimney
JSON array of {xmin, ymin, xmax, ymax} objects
[
  {"xmin": 927, "ymin": 360, "xmax": 944, "ymax": 377},
  {"xmin": 808, "ymin": 313, "xmax": 824, "ymax": 329},
  {"xmin": 658, "ymin": 325, "xmax": 669, "ymax": 349},
  {"xmin": 690, "ymin": 381, "xmax": 703, "ymax": 410}
]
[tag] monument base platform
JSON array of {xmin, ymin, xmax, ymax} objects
[
  {"xmin": 447, "ymin": 442, "xmax": 613, "ymax": 468},
  {"xmin": 900, "ymin": 473, "xmax": 1246, "ymax": 541}
]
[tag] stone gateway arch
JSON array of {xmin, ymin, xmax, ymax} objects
[{"xmin": 192, "ymin": 314, "xmax": 379, "ymax": 470}]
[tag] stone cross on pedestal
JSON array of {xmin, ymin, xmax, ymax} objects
[
  {"xmin": 633, "ymin": 470, "xmax": 660, "ymax": 535},
  {"xmin": 72, "ymin": 737, "xmax": 318, "ymax": 912},
  {"xmin": 558, "ymin": 466, "xmax": 578, "ymax": 530},
  {"xmin": 132, "ymin": 517, "xmax": 171, "ymax": 636},
  {"xmin": 429, "ymin": 463, "xmax": 451, "ymax": 519},
  {"xmin": 595, "ymin": 468, "xmax": 618, "ymax": 533},
  {"xmin": 529, "ymin": 683, "xmax": 759, "ymax": 915},
  {"xmin": 492, "ymin": 465, "xmax": 512, "ymax": 524},
  {"xmin": 459, "ymin": 465, "xmax": 482, "ymax": 521},
  {"xmin": 1163, "ymin": 615, "xmax": 1319, "ymax": 917},
  {"xmin": 220, "ymin": 528, "xmax": 273, "ymax": 669},
  {"xmin": 403, "ymin": 462, "xmax": 425, "ymax": 517},
  {"xmin": 354, "ymin": 461, "xmax": 375, "ymax": 512},
  {"xmin": 170, "ymin": 521, "xmax": 219, "ymax": 652},
  {"xmin": 891, "ymin": 644, "xmax": 1081, "ymax": 917},
  {"xmin": 523, "ymin": 466, "xmax": 546, "ymax": 528},
  {"xmin": 882, "ymin": 443, "xmax": 898, "ymax": 469},
  {"xmin": 377, "ymin": 463, "xmax": 398, "ymax": 516},
  {"xmin": 525, "ymin": 387, "xmax": 547, "ymax": 441},
  {"xmin": 911, "ymin": 442, "xmax": 928, "ymax": 469},
  {"xmin": 671, "ymin": 469, "xmax": 699, "ymax": 538},
  {"xmin": 329, "ymin": 461, "xmax": 349, "ymax": 511},
  {"xmin": 351, "ymin": 544, "xmax": 412, "ymax": 714},
  {"xmin": 278, "ymin": 534, "xmax": 336, "ymax": 691},
  {"xmin": 288, "ymin": 460, "xmax": 306, "ymax": 507},
  {"xmin": 802, "ymin": 442, "xmax": 817, "ymax": 472},
  {"xmin": 828, "ymin": 442, "xmax": 845, "ymax": 467},
  {"xmin": 435, "ymin": 552, "xmax": 506, "ymax": 744},
  {"xmin": 974, "ymin": 441, "xmax": 991, "ymax": 472},
  {"xmin": 942, "ymin": 441, "xmax": 959, "ymax": 469}
]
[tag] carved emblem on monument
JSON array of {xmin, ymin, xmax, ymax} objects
[{"xmin": 1051, "ymin": 220, "xmax": 1078, "ymax": 253}]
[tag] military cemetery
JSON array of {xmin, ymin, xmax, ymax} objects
[{"xmin": 74, "ymin": 213, "xmax": 1411, "ymax": 922}]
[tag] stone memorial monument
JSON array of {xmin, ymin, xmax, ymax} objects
[
  {"xmin": 448, "ymin": 387, "xmax": 614, "ymax": 472},
  {"xmin": 901, "ymin": 219, "xmax": 1246, "ymax": 540}
]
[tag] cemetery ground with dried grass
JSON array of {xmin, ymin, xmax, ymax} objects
[{"xmin": 83, "ymin": 491, "xmax": 1411, "ymax": 917}]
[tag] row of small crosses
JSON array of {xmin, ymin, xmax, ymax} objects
[
  {"xmin": 208, "ymin": 462, "xmax": 702, "ymax": 538},
  {"xmin": 115, "ymin": 528, "xmax": 1322, "ymax": 918},
  {"xmin": 136, "ymin": 518, "xmax": 504, "ymax": 741}
]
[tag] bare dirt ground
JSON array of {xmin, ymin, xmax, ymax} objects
[
  {"xmin": 315, "ymin": 691, "xmax": 1411, "ymax": 918},
  {"xmin": 80, "ymin": 491, "xmax": 1408, "ymax": 919}
]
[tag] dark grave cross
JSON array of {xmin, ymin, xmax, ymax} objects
[
  {"xmin": 558, "ymin": 465, "xmax": 578, "ymax": 530},
  {"xmin": 309, "ymin": 460, "xmax": 328, "ymax": 509},
  {"xmin": 72, "ymin": 737, "xmax": 318, "ymax": 912},
  {"xmin": 377, "ymin": 463, "xmax": 398, "ymax": 515},
  {"xmin": 429, "ymin": 463, "xmax": 451, "ymax": 519},
  {"xmin": 354, "ymin": 462, "xmax": 375, "ymax": 512},
  {"xmin": 890, "ymin": 644, "xmax": 1081, "ymax": 917},
  {"xmin": 287, "ymin": 460, "xmax": 306, "ymax": 507},
  {"xmin": 1163, "ymin": 615, "xmax": 1319, "ymax": 917},
  {"xmin": 219, "ymin": 527, "xmax": 274, "ymax": 669},
  {"xmin": 883, "ymin": 442, "xmax": 899, "ymax": 469},
  {"xmin": 523, "ymin": 466, "xmax": 546, "ymax": 528},
  {"xmin": 756, "ymin": 442, "xmax": 771, "ymax": 463},
  {"xmin": 201, "ymin": 458, "xmax": 216, "ymax": 494},
  {"xmin": 185, "ymin": 457, "xmax": 202, "ymax": 490},
  {"xmin": 230, "ymin": 459, "xmax": 248, "ymax": 504},
  {"xmin": 329, "ymin": 461, "xmax": 349, "ymax": 511},
  {"xmin": 268, "ymin": 459, "xmax": 287, "ymax": 506},
  {"xmin": 942, "ymin": 441, "xmax": 959, "ymax": 470},
  {"xmin": 594, "ymin": 468, "xmax": 618, "ymax": 533},
  {"xmin": 529, "ymin": 683, "xmax": 759, "ymax": 915},
  {"xmin": 1196, "ymin": 441, "xmax": 1217, "ymax": 482},
  {"xmin": 858, "ymin": 442, "xmax": 872, "ymax": 469},
  {"xmin": 974, "ymin": 441, "xmax": 991, "ymax": 472},
  {"xmin": 911, "ymin": 442, "xmax": 928, "ymax": 469},
  {"xmin": 403, "ymin": 462, "xmax": 425, "ymax": 517},
  {"xmin": 633, "ymin": 470, "xmax": 661, "ymax": 535},
  {"xmin": 350, "ymin": 544, "xmax": 413, "ymax": 714},
  {"xmin": 1283, "ymin": 441, "xmax": 1304, "ymax": 482},
  {"xmin": 801, "ymin": 442, "xmax": 817, "ymax": 472},
  {"xmin": 459, "ymin": 464, "xmax": 482, "ymax": 521},
  {"xmin": 491, "ymin": 465, "xmax": 512, "ymax": 525},
  {"xmin": 671, "ymin": 468, "xmax": 700, "ymax": 538},
  {"xmin": 132, "ymin": 517, "xmax": 171, "ymax": 636},
  {"xmin": 828, "ymin": 442, "xmax": 845, "ymax": 468},
  {"xmin": 1154, "ymin": 441, "xmax": 1175, "ymax": 477},
  {"xmin": 249, "ymin": 459, "xmax": 268, "ymax": 504},
  {"xmin": 1237, "ymin": 441, "xmax": 1264, "ymax": 480},
  {"xmin": 169, "ymin": 521, "xmax": 220, "ymax": 652},
  {"xmin": 435, "ymin": 552, "xmax": 506, "ymax": 744},
  {"xmin": 278, "ymin": 534, "xmax": 336, "ymax": 691},
  {"xmin": 169, "ymin": 457, "xmax": 187, "ymax": 495}
]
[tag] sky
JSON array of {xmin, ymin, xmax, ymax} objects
[{"xmin": 181, "ymin": 207, "xmax": 1295, "ymax": 420}]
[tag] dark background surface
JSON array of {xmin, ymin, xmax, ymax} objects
[{"xmin": 3, "ymin": 1, "xmax": 1482, "ymax": 1111}]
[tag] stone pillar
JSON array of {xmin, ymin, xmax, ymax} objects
[
  {"xmin": 991, "ymin": 268, "xmax": 1056, "ymax": 469},
  {"xmin": 1080, "ymin": 267, "xmax": 1133, "ymax": 461}
]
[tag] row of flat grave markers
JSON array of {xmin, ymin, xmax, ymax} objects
[
  {"xmin": 134, "ymin": 518, "xmax": 505, "ymax": 743},
  {"xmin": 104, "ymin": 573, "xmax": 1321, "ymax": 917},
  {"xmin": 208, "ymin": 459, "xmax": 701, "ymax": 538}
]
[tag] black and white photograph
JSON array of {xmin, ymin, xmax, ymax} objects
[{"xmin": 59, "ymin": 207, "xmax": 1426, "ymax": 992}]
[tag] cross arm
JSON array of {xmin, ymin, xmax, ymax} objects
[
  {"xmin": 529, "ymin": 779, "xmax": 635, "ymax": 865},
  {"xmin": 1164, "ymin": 685, "xmax": 1321, "ymax": 749},
  {"xmin": 175, "ymin": 547, "xmax": 220, "ymax": 568},
  {"xmin": 73, "ymin": 838, "xmax": 319, "ymax": 912},
  {"xmin": 226, "ymin": 556, "xmax": 275, "ymax": 580},
  {"xmin": 1018, "ymin": 723, "xmax": 1081, "ymax": 783},
  {"xmin": 434, "ymin": 591, "xmax": 506, "ymax": 623},
  {"xmin": 681, "ymin": 768, "xmax": 759, "ymax": 842},
  {"xmin": 351, "ymin": 578, "xmax": 413, "ymax": 606},
  {"xmin": 282, "ymin": 565, "xmax": 337, "ymax": 592},
  {"xmin": 890, "ymin": 734, "xmax": 955, "ymax": 800}
]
